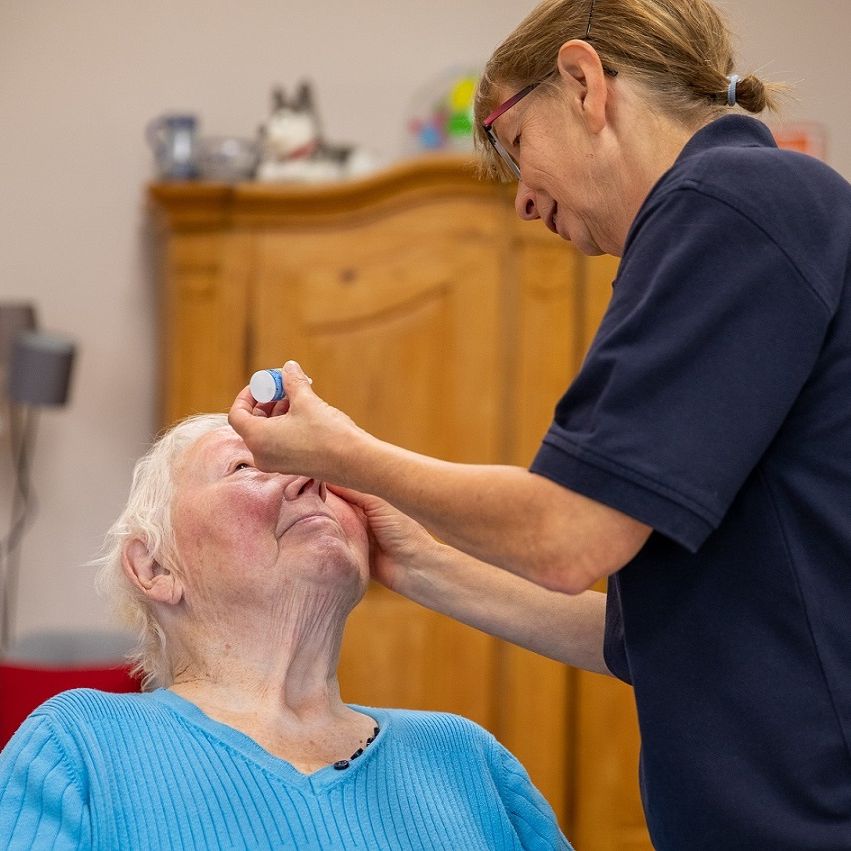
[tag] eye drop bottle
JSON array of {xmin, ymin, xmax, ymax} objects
[{"xmin": 249, "ymin": 369, "xmax": 285, "ymax": 403}]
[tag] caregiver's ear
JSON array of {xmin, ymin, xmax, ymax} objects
[
  {"xmin": 122, "ymin": 537, "xmax": 184, "ymax": 606},
  {"xmin": 556, "ymin": 38, "xmax": 611, "ymax": 134}
]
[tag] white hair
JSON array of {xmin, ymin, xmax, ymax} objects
[{"xmin": 93, "ymin": 413, "xmax": 228, "ymax": 690}]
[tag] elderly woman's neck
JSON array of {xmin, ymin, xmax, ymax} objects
[{"xmin": 167, "ymin": 585, "xmax": 355, "ymax": 721}]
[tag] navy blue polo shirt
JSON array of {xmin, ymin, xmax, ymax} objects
[{"xmin": 531, "ymin": 116, "xmax": 851, "ymax": 850}]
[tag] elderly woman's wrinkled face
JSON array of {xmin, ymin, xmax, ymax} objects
[{"xmin": 168, "ymin": 426, "xmax": 369, "ymax": 611}]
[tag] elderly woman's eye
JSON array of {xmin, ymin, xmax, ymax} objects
[{"xmin": 233, "ymin": 461, "xmax": 252, "ymax": 472}]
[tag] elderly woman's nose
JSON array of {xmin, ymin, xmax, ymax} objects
[
  {"xmin": 282, "ymin": 476, "xmax": 328, "ymax": 501},
  {"xmin": 515, "ymin": 182, "xmax": 540, "ymax": 221}
]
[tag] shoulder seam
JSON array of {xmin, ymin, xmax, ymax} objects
[
  {"xmin": 494, "ymin": 743, "xmax": 568, "ymax": 847},
  {"xmin": 670, "ymin": 181, "xmax": 833, "ymax": 315},
  {"xmin": 33, "ymin": 713, "xmax": 88, "ymax": 800}
]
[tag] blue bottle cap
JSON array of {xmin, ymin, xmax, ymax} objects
[{"xmin": 249, "ymin": 369, "xmax": 285, "ymax": 403}]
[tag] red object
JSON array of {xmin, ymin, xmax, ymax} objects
[
  {"xmin": 0, "ymin": 663, "xmax": 140, "ymax": 749},
  {"xmin": 771, "ymin": 122, "xmax": 828, "ymax": 161}
]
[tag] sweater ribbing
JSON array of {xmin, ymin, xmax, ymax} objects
[{"xmin": 0, "ymin": 688, "xmax": 572, "ymax": 850}]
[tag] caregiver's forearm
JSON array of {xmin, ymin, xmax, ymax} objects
[
  {"xmin": 338, "ymin": 433, "xmax": 649, "ymax": 594},
  {"xmin": 399, "ymin": 539, "xmax": 611, "ymax": 675}
]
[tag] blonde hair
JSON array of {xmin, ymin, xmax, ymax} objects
[
  {"xmin": 94, "ymin": 414, "xmax": 228, "ymax": 690},
  {"xmin": 474, "ymin": 0, "xmax": 787, "ymax": 179}
]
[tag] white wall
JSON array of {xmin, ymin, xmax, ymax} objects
[{"xmin": 1, "ymin": 1, "xmax": 848, "ymax": 643}]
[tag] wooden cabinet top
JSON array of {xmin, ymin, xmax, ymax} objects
[{"xmin": 148, "ymin": 154, "xmax": 511, "ymax": 229}]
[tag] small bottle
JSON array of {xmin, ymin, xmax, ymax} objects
[{"xmin": 249, "ymin": 369, "xmax": 285, "ymax": 403}]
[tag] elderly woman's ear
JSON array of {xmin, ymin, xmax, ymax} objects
[{"xmin": 122, "ymin": 538, "xmax": 184, "ymax": 606}]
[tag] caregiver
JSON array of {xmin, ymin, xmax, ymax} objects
[{"xmin": 230, "ymin": 1, "xmax": 851, "ymax": 848}]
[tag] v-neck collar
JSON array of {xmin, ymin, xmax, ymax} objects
[{"xmin": 149, "ymin": 688, "xmax": 387, "ymax": 793}]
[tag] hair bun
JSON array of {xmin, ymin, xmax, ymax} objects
[{"xmin": 734, "ymin": 74, "xmax": 769, "ymax": 113}]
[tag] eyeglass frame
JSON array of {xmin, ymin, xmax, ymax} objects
[{"xmin": 482, "ymin": 0, "xmax": 618, "ymax": 180}]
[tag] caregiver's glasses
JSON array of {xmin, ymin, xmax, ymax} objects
[{"xmin": 482, "ymin": 0, "xmax": 617, "ymax": 180}]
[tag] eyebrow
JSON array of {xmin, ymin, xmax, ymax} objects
[
  {"xmin": 191, "ymin": 433, "xmax": 247, "ymax": 477},
  {"xmin": 491, "ymin": 107, "xmax": 521, "ymax": 152},
  {"xmin": 218, "ymin": 443, "xmax": 252, "ymax": 469}
]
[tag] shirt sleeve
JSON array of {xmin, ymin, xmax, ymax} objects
[
  {"xmin": 531, "ymin": 186, "xmax": 833, "ymax": 552},
  {"xmin": 491, "ymin": 739, "xmax": 574, "ymax": 851},
  {"xmin": 0, "ymin": 713, "xmax": 91, "ymax": 850}
]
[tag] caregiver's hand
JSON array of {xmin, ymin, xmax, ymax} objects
[
  {"xmin": 329, "ymin": 485, "xmax": 611, "ymax": 675},
  {"xmin": 229, "ymin": 360, "xmax": 366, "ymax": 481},
  {"xmin": 328, "ymin": 485, "xmax": 441, "ymax": 594}
]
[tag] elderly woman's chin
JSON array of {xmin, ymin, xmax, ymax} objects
[{"xmin": 288, "ymin": 532, "xmax": 369, "ymax": 601}]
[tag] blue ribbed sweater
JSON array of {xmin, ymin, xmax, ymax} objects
[{"xmin": 0, "ymin": 689, "xmax": 573, "ymax": 850}]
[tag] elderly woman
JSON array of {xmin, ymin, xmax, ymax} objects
[
  {"xmin": 0, "ymin": 415, "xmax": 572, "ymax": 851},
  {"xmin": 227, "ymin": 1, "xmax": 851, "ymax": 850}
]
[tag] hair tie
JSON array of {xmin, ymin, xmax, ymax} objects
[{"xmin": 726, "ymin": 74, "xmax": 741, "ymax": 107}]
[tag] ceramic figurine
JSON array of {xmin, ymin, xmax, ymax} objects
[{"xmin": 256, "ymin": 82, "xmax": 378, "ymax": 183}]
